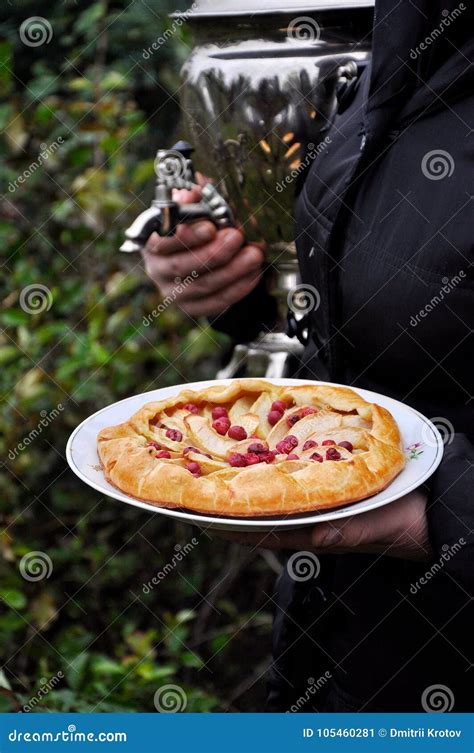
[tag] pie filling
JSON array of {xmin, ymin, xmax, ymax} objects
[{"xmin": 142, "ymin": 393, "xmax": 372, "ymax": 478}]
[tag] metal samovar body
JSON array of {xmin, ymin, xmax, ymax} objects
[{"xmin": 121, "ymin": 0, "xmax": 374, "ymax": 378}]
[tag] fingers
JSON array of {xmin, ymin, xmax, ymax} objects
[
  {"xmin": 177, "ymin": 247, "xmax": 263, "ymax": 302},
  {"xmin": 144, "ymin": 220, "xmax": 218, "ymax": 256},
  {"xmin": 144, "ymin": 228, "xmax": 248, "ymax": 281},
  {"xmin": 179, "ymin": 268, "xmax": 263, "ymax": 318}
]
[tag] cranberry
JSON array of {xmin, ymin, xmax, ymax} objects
[
  {"xmin": 228, "ymin": 425, "xmax": 247, "ymax": 441},
  {"xmin": 186, "ymin": 461, "xmax": 202, "ymax": 476},
  {"xmin": 229, "ymin": 452, "xmax": 248, "ymax": 467},
  {"xmin": 268, "ymin": 409, "xmax": 283, "ymax": 426},
  {"xmin": 322, "ymin": 439, "xmax": 336, "ymax": 446},
  {"xmin": 156, "ymin": 450, "xmax": 171, "ymax": 459},
  {"xmin": 213, "ymin": 418, "xmax": 231, "ymax": 435},
  {"xmin": 260, "ymin": 450, "xmax": 276, "ymax": 464},
  {"xmin": 310, "ymin": 452, "xmax": 323, "ymax": 463},
  {"xmin": 183, "ymin": 402, "xmax": 199, "ymax": 414},
  {"xmin": 212, "ymin": 406, "xmax": 228, "ymax": 420},
  {"xmin": 326, "ymin": 448, "xmax": 342, "ymax": 460},
  {"xmin": 165, "ymin": 428, "xmax": 182, "ymax": 442},
  {"xmin": 303, "ymin": 439, "xmax": 318, "ymax": 451},
  {"xmin": 245, "ymin": 452, "xmax": 261, "ymax": 465},
  {"xmin": 147, "ymin": 441, "xmax": 161, "ymax": 450},
  {"xmin": 287, "ymin": 413, "xmax": 301, "ymax": 427},
  {"xmin": 338, "ymin": 441, "xmax": 353, "ymax": 452},
  {"xmin": 300, "ymin": 407, "xmax": 318, "ymax": 417},
  {"xmin": 183, "ymin": 446, "xmax": 198, "ymax": 454},
  {"xmin": 287, "ymin": 453, "xmax": 300, "ymax": 460},
  {"xmin": 276, "ymin": 435, "xmax": 298, "ymax": 454},
  {"xmin": 248, "ymin": 442, "xmax": 267, "ymax": 454},
  {"xmin": 271, "ymin": 400, "xmax": 287, "ymax": 413}
]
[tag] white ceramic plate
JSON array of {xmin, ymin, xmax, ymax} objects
[{"xmin": 66, "ymin": 378, "xmax": 444, "ymax": 532}]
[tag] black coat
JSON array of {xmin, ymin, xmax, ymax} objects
[{"xmin": 212, "ymin": 0, "xmax": 474, "ymax": 711}]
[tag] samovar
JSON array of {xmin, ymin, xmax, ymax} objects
[{"xmin": 121, "ymin": 0, "xmax": 374, "ymax": 377}]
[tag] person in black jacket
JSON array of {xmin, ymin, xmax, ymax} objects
[{"xmin": 142, "ymin": 0, "xmax": 473, "ymax": 711}]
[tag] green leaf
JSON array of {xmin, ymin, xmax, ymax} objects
[
  {"xmin": 0, "ymin": 589, "xmax": 27, "ymax": 610},
  {"xmin": 0, "ymin": 310, "xmax": 30, "ymax": 327}
]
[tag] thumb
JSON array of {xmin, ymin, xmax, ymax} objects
[
  {"xmin": 172, "ymin": 185, "xmax": 202, "ymax": 204},
  {"xmin": 310, "ymin": 517, "xmax": 367, "ymax": 550}
]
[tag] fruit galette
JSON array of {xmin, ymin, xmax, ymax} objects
[{"xmin": 97, "ymin": 379, "xmax": 405, "ymax": 517}]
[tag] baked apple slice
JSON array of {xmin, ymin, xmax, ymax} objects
[{"xmin": 184, "ymin": 415, "xmax": 236, "ymax": 459}]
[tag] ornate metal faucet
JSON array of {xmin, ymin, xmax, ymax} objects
[{"xmin": 120, "ymin": 141, "xmax": 234, "ymax": 253}]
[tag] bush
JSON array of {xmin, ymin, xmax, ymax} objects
[{"xmin": 0, "ymin": 0, "xmax": 274, "ymax": 712}]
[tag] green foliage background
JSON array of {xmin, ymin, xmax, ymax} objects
[{"xmin": 0, "ymin": 0, "xmax": 274, "ymax": 712}]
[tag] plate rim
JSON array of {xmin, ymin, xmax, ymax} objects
[{"xmin": 66, "ymin": 378, "xmax": 444, "ymax": 529}]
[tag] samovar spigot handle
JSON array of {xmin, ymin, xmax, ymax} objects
[{"xmin": 119, "ymin": 141, "xmax": 234, "ymax": 253}]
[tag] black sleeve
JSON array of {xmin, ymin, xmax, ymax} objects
[
  {"xmin": 208, "ymin": 273, "xmax": 278, "ymax": 343},
  {"xmin": 426, "ymin": 434, "xmax": 474, "ymax": 592}
]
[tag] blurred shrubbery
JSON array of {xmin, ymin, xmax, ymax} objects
[{"xmin": 0, "ymin": 0, "xmax": 274, "ymax": 712}]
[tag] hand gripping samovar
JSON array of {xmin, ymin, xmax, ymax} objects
[{"xmin": 121, "ymin": 0, "xmax": 373, "ymax": 378}]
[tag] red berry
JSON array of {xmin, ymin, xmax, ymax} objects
[
  {"xmin": 303, "ymin": 439, "xmax": 318, "ymax": 451},
  {"xmin": 183, "ymin": 446, "xmax": 198, "ymax": 455},
  {"xmin": 183, "ymin": 402, "xmax": 199, "ymax": 414},
  {"xmin": 260, "ymin": 450, "xmax": 276, "ymax": 463},
  {"xmin": 186, "ymin": 461, "xmax": 202, "ymax": 476},
  {"xmin": 271, "ymin": 400, "xmax": 287, "ymax": 413},
  {"xmin": 228, "ymin": 425, "xmax": 247, "ymax": 441},
  {"xmin": 276, "ymin": 435, "xmax": 298, "ymax": 454},
  {"xmin": 326, "ymin": 448, "xmax": 341, "ymax": 460},
  {"xmin": 248, "ymin": 442, "xmax": 267, "ymax": 454},
  {"xmin": 338, "ymin": 441, "xmax": 353, "ymax": 452},
  {"xmin": 212, "ymin": 406, "xmax": 228, "ymax": 420},
  {"xmin": 287, "ymin": 453, "xmax": 299, "ymax": 460},
  {"xmin": 156, "ymin": 450, "xmax": 171, "ymax": 459},
  {"xmin": 147, "ymin": 441, "xmax": 161, "ymax": 450},
  {"xmin": 310, "ymin": 452, "xmax": 323, "ymax": 462},
  {"xmin": 165, "ymin": 428, "xmax": 182, "ymax": 442},
  {"xmin": 287, "ymin": 413, "xmax": 301, "ymax": 427},
  {"xmin": 229, "ymin": 452, "xmax": 248, "ymax": 467},
  {"xmin": 268, "ymin": 409, "xmax": 283, "ymax": 426},
  {"xmin": 245, "ymin": 452, "xmax": 261, "ymax": 465},
  {"xmin": 300, "ymin": 407, "xmax": 318, "ymax": 417},
  {"xmin": 322, "ymin": 439, "xmax": 336, "ymax": 446},
  {"xmin": 213, "ymin": 418, "xmax": 230, "ymax": 435}
]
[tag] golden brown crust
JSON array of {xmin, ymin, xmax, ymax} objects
[{"xmin": 97, "ymin": 379, "xmax": 405, "ymax": 517}]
